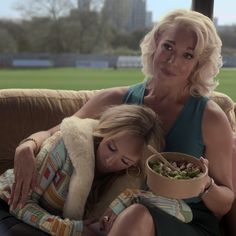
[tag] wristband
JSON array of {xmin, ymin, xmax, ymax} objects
[
  {"xmin": 19, "ymin": 138, "xmax": 39, "ymax": 153},
  {"xmin": 199, "ymin": 178, "xmax": 215, "ymax": 198}
]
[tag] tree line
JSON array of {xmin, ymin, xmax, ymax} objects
[{"xmin": 0, "ymin": 0, "xmax": 235, "ymax": 55}]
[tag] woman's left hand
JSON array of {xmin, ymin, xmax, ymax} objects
[{"xmin": 199, "ymin": 156, "xmax": 209, "ymax": 168}]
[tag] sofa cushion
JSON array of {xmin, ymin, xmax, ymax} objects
[{"xmin": 0, "ymin": 89, "xmax": 97, "ymax": 174}]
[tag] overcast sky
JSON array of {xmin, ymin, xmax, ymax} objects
[
  {"xmin": 0, "ymin": 0, "xmax": 235, "ymax": 25},
  {"xmin": 147, "ymin": 0, "xmax": 236, "ymax": 25}
]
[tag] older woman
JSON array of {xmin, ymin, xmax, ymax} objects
[{"xmin": 12, "ymin": 9, "xmax": 234, "ymax": 236}]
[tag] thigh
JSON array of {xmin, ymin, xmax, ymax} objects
[{"xmin": 146, "ymin": 201, "xmax": 221, "ymax": 236}]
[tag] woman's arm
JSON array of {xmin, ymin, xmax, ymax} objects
[
  {"xmin": 202, "ymin": 100, "xmax": 234, "ymax": 217},
  {"xmin": 73, "ymin": 87, "xmax": 128, "ymax": 119}
]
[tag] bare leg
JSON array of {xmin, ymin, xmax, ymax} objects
[{"xmin": 108, "ymin": 204, "xmax": 155, "ymax": 236}]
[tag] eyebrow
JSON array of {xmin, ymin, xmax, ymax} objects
[{"xmin": 166, "ymin": 40, "xmax": 194, "ymax": 51}]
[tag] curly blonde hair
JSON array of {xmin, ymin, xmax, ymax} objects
[{"xmin": 140, "ymin": 9, "xmax": 223, "ymax": 96}]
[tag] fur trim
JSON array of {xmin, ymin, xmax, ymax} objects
[{"xmin": 60, "ymin": 116, "xmax": 99, "ymax": 220}]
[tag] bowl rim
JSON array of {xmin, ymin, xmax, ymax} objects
[{"xmin": 146, "ymin": 152, "xmax": 208, "ymax": 182}]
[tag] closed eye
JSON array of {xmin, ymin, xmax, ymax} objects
[{"xmin": 107, "ymin": 141, "xmax": 116, "ymax": 152}]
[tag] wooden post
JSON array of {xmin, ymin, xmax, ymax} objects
[{"xmin": 191, "ymin": 0, "xmax": 214, "ymax": 20}]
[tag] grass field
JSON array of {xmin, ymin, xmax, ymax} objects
[{"xmin": 0, "ymin": 67, "xmax": 235, "ymax": 100}]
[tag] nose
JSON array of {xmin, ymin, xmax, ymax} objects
[{"xmin": 167, "ymin": 53, "xmax": 175, "ymax": 64}]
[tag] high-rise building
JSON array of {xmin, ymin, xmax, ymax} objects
[
  {"xmin": 129, "ymin": 0, "xmax": 146, "ymax": 31},
  {"xmin": 78, "ymin": 0, "xmax": 91, "ymax": 12},
  {"xmin": 146, "ymin": 11, "xmax": 153, "ymax": 28},
  {"xmin": 103, "ymin": 0, "xmax": 150, "ymax": 32}
]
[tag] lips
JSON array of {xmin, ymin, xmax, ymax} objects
[{"xmin": 161, "ymin": 68, "xmax": 177, "ymax": 77}]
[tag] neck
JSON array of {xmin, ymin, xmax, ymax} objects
[{"xmin": 147, "ymin": 78, "xmax": 189, "ymax": 102}]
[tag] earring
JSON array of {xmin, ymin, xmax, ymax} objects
[{"xmin": 126, "ymin": 165, "xmax": 141, "ymax": 177}]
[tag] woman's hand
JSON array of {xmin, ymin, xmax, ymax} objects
[
  {"xmin": 9, "ymin": 143, "xmax": 37, "ymax": 209},
  {"xmin": 199, "ymin": 156, "xmax": 209, "ymax": 168},
  {"xmin": 99, "ymin": 208, "xmax": 117, "ymax": 234}
]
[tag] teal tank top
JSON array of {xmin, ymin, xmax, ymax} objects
[
  {"xmin": 123, "ymin": 82, "xmax": 209, "ymax": 203},
  {"xmin": 123, "ymin": 81, "xmax": 209, "ymax": 158}
]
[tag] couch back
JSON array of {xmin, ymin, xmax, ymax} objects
[
  {"xmin": 0, "ymin": 89, "xmax": 97, "ymax": 173},
  {"xmin": 0, "ymin": 88, "xmax": 235, "ymax": 235}
]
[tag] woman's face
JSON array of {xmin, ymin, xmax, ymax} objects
[
  {"xmin": 153, "ymin": 26, "xmax": 198, "ymax": 86},
  {"xmin": 95, "ymin": 133, "xmax": 144, "ymax": 174}
]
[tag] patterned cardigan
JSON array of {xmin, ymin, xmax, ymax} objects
[{"xmin": 0, "ymin": 117, "xmax": 99, "ymax": 236}]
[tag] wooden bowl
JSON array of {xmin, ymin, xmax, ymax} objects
[{"xmin": 146, "ymin": 152, "xmax": 208, "ymax": 199}]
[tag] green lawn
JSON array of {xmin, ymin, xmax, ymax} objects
[
  {"xmin": 216, "ymin": 68, "xmax": 236, "ymax": 101},
  {"xmin": 0, "ymin": 67, "xmax": 235, "ymax": 100}
]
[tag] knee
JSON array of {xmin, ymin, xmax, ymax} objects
[
  {"xmin": 123, "ymin": 203, "xmax": 153, "ymax": 224},
  {"xmin": 128, "ymin": 203, "xmax": 150, "ymax": 215},
  {"xmin": 108, "ymin": 204, "xmax": 155, "ymax": 236}
]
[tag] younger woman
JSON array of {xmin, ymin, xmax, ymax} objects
[{"xmin": 0, "ymin": 104, "xmax": 164, "ymax": 235}]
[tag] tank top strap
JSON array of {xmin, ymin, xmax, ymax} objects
[{"xmin": 123, "ymin": 81, "xmax": 147, "ymax": 104}]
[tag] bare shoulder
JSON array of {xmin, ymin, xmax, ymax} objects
[
  {"xmin": 74, "ymin": 86, "xmax": 129, "ymax": 118},
  {"xmin": 203, "ymin": 99, "xmax": 232, "ymax": 147},
  {"xmin": 203, "ymin": 99, "xmax": 229, "ymax": 127},
  {"xmin": 94, "ymin": 86, "xmax": 129, "ymax": 102}
]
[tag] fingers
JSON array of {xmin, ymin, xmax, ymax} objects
[
  {"xmin": 9, "ymin": 180, "xmax": 23, "ymax": 209},
  {"xmin": 200, "ymin": 156, "xmax": 209, "ymax": 165},
  {"xmin": 30, "ymin": 170, "xmax": 38, "ymax": 190},
  {"xmin": 19, "ymin": 177, "xmax": 32, "ymax": 206},
  {"xmin": 99, "ymin": 213, "xmax": 117, "ymax": 233},
  {"xmin": 10, "ymin": 145, "xmax": 37, "ymax": 209},
  {"xmin": 9, "ymin": 174, "xmax": 32, "ymax": 209},
  {"xmin": 100, "ymin": 215, "xmax": 111, "ymax": 233}
]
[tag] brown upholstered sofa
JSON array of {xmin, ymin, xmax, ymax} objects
[{"xmin": 0, "ymin": 88, "xmax": 235, "ymax": 235}]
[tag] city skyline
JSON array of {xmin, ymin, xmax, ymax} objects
[{"xmin": 0, "ymin": 0, "xmax": 236, "ymax": 26}]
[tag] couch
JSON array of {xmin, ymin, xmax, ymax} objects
[{"xmin": 0, "ymin": 88, "xmax": 235, "ymax": 235}]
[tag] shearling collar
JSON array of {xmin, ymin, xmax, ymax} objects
[{"xmin": 60, "ymin": 116, "xmax": 99, "ymax": 220}]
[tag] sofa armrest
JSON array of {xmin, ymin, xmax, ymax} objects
[{"xmin": 0, "ymin": 88, "xmax": 98, "ymax": 174}]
